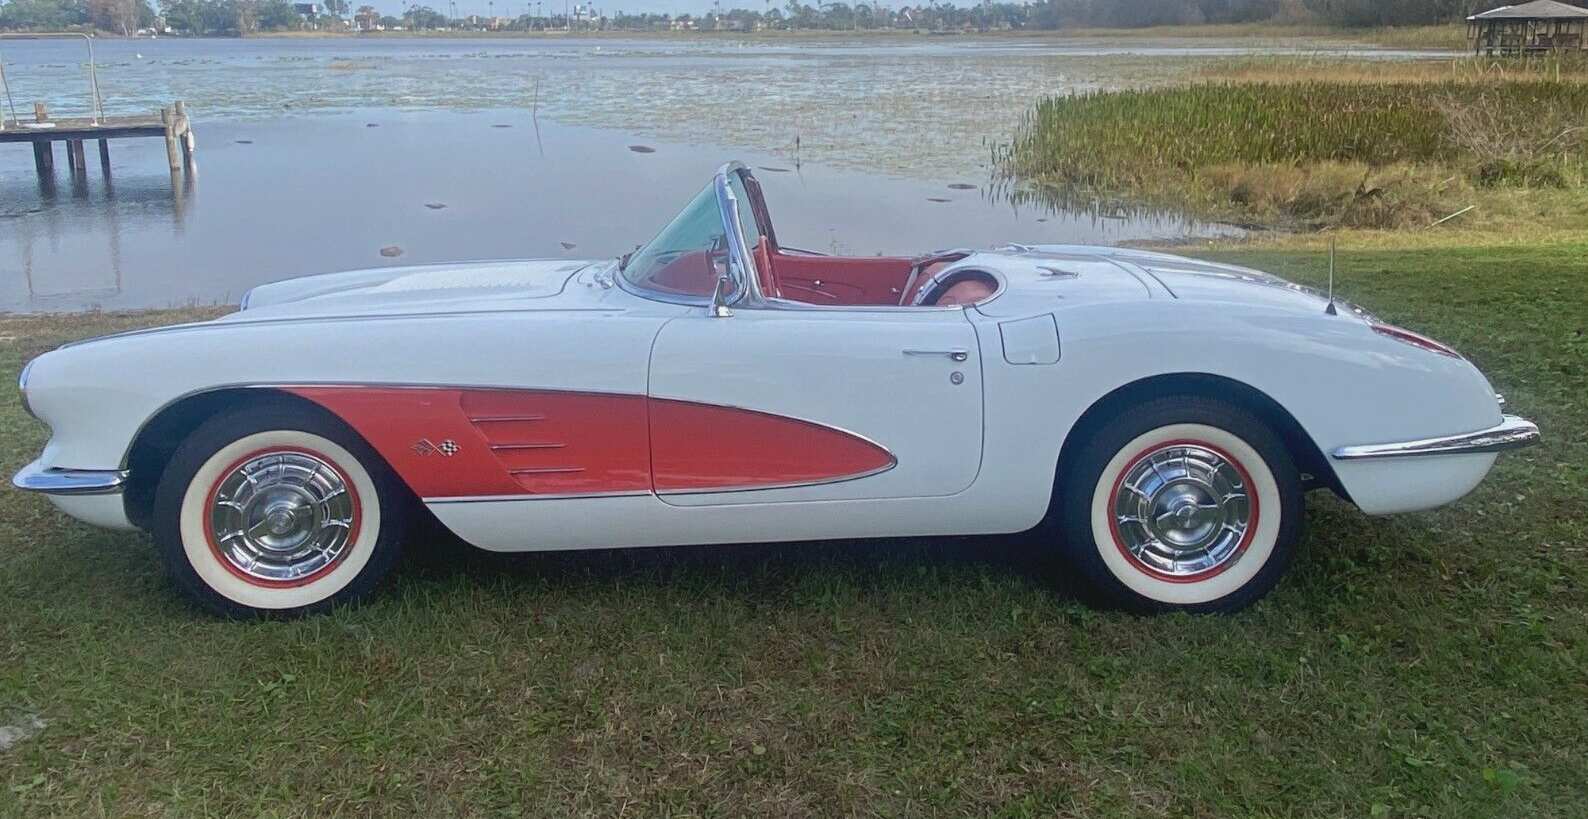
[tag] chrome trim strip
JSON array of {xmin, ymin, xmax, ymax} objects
[
  {"xmin": 655, "ymin": 460, "xmax": 898, "ymax": 496},
  {"xmin": 1330, "ymin": 415, "xmax": 1540, "ymax": 460},
  {"xmin": 12, "ymin": 461, "xmax": 128, "ymax": 495},
  {"xmin": 425, "ymin": 490, "xmax": 651, "ymax": 503},
  {"xmin": 423, "ymin": 463, "xmax": 902, "ymax": 504}
]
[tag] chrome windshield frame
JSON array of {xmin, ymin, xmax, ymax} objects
[{"xmin": 714, "ymin": 161, "xmax": 762, "ymax": 308}]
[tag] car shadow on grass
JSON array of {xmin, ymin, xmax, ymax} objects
[{"xmin": 391, "ymin": 515, "xmax": 1099, "ymax": 610}]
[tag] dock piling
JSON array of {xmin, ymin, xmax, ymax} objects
[
  {"xmin": 176, "ymin": 102, "xmax": 194, "ymax": 167},
  {"xmin": 161, "ymin": 108, "xmax": 179, "ymax": 171},
  {"xmin": 67, "ymin": 139, "xmax": 86, "ymax": 175},
  {"xmin": 98, "ymin": 138, "xmax": 110, "ymax": 175},
  {"xmin": 30, "ymin": 102, "xmax": 53, "ymax": 175},
  {"xmin": 31, "ymin": 141, "xmax": 50, "ymax": 175}
]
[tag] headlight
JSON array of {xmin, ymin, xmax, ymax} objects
[{"xmin": 18, "ymin": 358, "xmax": 36, "ymax": 418}]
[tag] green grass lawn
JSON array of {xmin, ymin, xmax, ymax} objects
[{"xmin": 1, "ymin": 241, "xmax": 1584, "ymax": 817}]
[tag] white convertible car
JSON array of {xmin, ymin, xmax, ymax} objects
[{"xmin": 15, "ymin": 164, "xmax": 1538, "ymax": 617}]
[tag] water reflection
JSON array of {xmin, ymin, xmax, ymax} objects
[
  {"xmin": 5, "ymin": 155, "xmax": 193, "ymax": 307},
  {"xmin": 3, "ymin": 110, "xmax": 1238, "ymax": 313},
  {"xmin": 984, "ymin": 175, "xmax": 1247, "ymax": 234}
]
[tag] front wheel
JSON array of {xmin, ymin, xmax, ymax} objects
[
  {"xmin": 152, "ymin": 405, "xmax": 409, "ymax": 618},
  {"xmin": 1056, "ymin": 397, "xmax": 1303, "ymax": 613}
]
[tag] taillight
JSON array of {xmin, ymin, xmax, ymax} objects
[{"xmin": 1371, "ymin": 323, "xmax": 1461, "ymax": 358}]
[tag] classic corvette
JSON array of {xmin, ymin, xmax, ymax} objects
[{"xmin": 14, "ymin": 164, "xmax": 1539, "ymax": 617}]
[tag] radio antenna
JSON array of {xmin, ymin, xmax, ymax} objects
[{"xmin": 1325, "ymin": 236, "xmax": 1338, "ymax": 316}]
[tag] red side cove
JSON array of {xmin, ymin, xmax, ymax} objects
[
  {"xmin": 650, "ymin": 398, "xmax": 895, "ymax": 491},
  {"xmin": 285, "ymin": 387, "xmax": 894, "ymax": 499}
]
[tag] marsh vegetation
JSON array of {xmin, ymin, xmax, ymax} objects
[{"xmin": 997, "ymin": 57, "xmax": 1588, "ymax": 232}]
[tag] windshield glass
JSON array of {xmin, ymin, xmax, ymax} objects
[{"xmin": 621, "ymin": 173, "xmax": 759, "ymax": 299}]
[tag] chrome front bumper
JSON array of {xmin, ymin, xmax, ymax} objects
[
  {"xmin": 12, "ymin": 461, "xmax": 129, "ymax": 496},
  {"xmin": 1331, "ymin": 415, "xmax": 1540, "ymax": 461}
]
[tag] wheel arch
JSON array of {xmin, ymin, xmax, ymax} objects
[
  {"xmin": 122, "ymin": 388, "xmax": 382, "ymax": 531},
  {"xmin": 1049, "ymin": 373, "xmax": 1347, "ymax": 518}
]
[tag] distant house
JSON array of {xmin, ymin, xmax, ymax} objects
[
  {"xmin": 1467, "ymin": 1, "xmax": 1588, "ymax": 55},
  {"xmin": 294, "ymin": 3, "xmax": 321, "ymax": 17}
]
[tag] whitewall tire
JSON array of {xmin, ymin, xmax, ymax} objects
[
  {"xmin": 1057, "ymin": 397, "xmax": 1303, "ymax": 613},
  {"xmin": 153, "ymin": 404, "xmax": 408, "ymax": 618}
]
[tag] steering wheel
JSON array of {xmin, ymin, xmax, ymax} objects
[{"xmin": 917, "ymin": 270, "xmax": 998, "ymax": 307}]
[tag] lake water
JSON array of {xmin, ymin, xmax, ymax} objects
[{"xmin": 0, "ymin": 36, "xmax": 1445, "ymax": 312}]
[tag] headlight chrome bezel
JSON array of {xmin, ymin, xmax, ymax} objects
[{"xmin": 18, "ymin": 358, "xmax": 36, "ymax": 418}]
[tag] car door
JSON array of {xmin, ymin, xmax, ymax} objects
[{"xmin": 647, "ymin": 305, "xmax": 984, "ymax": 506}]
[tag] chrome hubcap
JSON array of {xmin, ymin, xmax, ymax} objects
[
  {"xmin": 1112, "ymin": 442, "xmax": 1254, "ymax": 578},
  {"xmin": 208, "ymin": 451, "xmax": 356, "ymax": 584}
]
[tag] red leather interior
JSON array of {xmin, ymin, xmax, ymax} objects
[
  {"xmin": 647, "ymin": 250, "xmax": 723, "ymax": 297},
  {"xmin": 754, "ymin": 241, "xmax": 777, "ymax": 297},
  {"xmin": 754, "ymin": 248, "xmax": 916, "ymax": 306}
]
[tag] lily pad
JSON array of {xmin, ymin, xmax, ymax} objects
[
  {"xmin": 379, "ymin": 245, "xmax": 404, "ymax": 258},
  {"xmin": 947, "ymin": 183, "xmax": 977, "ymax": 190},
  {"xmin": 424, "ymin": 203, "xmax": 447, "ymax": 210},
  {"xmin": 628, "ymin": 145, "xmax": 656, "ymax": 154},
  {"xmin": 559, "ymin": 242, "xmax": 577, "ymax": 250}
]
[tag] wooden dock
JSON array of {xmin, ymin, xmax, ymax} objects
[{"xmin": 1, "ymin": 101, "xmax": 194, "ymax": 179}]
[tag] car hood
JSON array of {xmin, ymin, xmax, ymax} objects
[{"xmin": 224, "ymin": 258, "xmax": 601, "ymax": 322}]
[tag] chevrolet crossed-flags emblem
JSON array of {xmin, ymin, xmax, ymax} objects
[{"xmin": 413, "ymin": 439, "xmax": 460, "ymax": 457}]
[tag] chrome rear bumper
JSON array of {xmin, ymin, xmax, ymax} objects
[
  {"xmin": 12, "ymin": 461, "xmax": 128, "ymax": 496},
  {"xmin": 1331, "ymin": 415, "xmax": 1540, "ymax": 461}
]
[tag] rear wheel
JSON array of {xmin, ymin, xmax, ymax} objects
[
  {"xmin": 1056, "ymin": 397, "xmax": 1303, "ymax": 613},
  {"xmin": 152, "ymin": 406, "xmax": 408, "ymax": 618}
]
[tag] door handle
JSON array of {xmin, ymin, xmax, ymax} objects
[{"xmin": 903, "ymin": 348, "xmax": 969, "ymax": 362}]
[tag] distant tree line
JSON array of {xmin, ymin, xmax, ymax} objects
[
  {"xmin": 0, "ymin": 0, "xmax": 156, "ymax": 34},
  {"xmin": 607, "ymin": 0, "xmax": 1583, "ymax": 32},
  {"xmin": 2, "ymin": 0, "xmax": 1584, "ymax": 34}
]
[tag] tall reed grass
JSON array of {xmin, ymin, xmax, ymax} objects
[{"xmin": 995, "ymin": 81, "xmax": 1588, "ymax": 228}]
